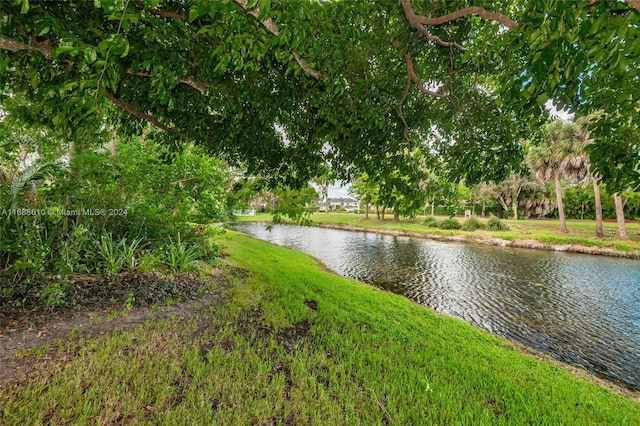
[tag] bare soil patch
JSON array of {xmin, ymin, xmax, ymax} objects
[{"xmin": 0, "ymin": 269, "xmax": 236, "ymax": 385}]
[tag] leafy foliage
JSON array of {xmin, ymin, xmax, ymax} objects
[
  {"xmin": 423, "ymin": 216, "xmax": 438, "ymax": 227},
  {"xmin": 161, "ymin": 233, "xmax": 204, "ymax": 273},
  {"xmin": 487, "ymin": 216, "xmax": 510, "ymax": 231},
  {"xmin": 1, "ymin": 136, "xmax": 229, "ymax": 294},
  {"xmin": 462, "ymin": 217, "xmax": 485, "ymax": 232},
  {"xmin": 439, "ymin": 218, "xmax": 461, "ymax": 230}
]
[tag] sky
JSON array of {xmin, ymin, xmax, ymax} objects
[
  {"xmin": 311, "ymin": 181, "xmax": 352, "ymax": 199},
  {"xmin": 545, "ymin": 100, "xmax": 574, "ymax": 121}
]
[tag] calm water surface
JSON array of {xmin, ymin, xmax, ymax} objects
[{"xmin": 233, "ymin": 223, "xmax": 640, "ymax": 390}]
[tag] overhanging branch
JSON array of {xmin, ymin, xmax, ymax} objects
[
  {"xmin": 0, "ymin": 35, "xmax": 53, "ymax": 59},
  {"xmin": 128, "ymin": 68, "xmax": 211, "ymax": 93},
  {"xmin": 233, "ymin": 0, "xmax": 326, "ymax": 79},
  {"xmin": 400, "ymin": 0, "xmax": 519, "ymax": 50},
  {"xmin": 414, "ymin": 6, "xmax": 519, "ymax": 29},
  {"xmin": 134, "ymin": 0, "xmax": 187, "ymax": 21},
  {"xmin": 102, "ymin": 89, "xmax": 180, "ymax": 135},
  {"xmin": 404, "ymin": 52, "xmax": 446, "ymax": 99}
]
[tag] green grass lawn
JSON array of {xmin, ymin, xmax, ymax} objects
[
  {"xmin": 2, "ymin": 231, "xmax": 638, "ymax": 424},
  {"xmin": 239, "ymin": 212, "xmax": 640, "ymax": 253}
]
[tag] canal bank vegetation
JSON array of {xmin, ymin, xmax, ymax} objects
[
  {"xmin": 2, "ymin": 231, "xmax": 639, "ymax": 424},
  {"xmin": 240, "ymin": 213, "xmax": 640, "ymax": 257}
]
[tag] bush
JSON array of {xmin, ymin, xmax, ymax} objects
[
  {"xmin": 96, "ymin": 233, "xmax": 144, "ymax": 276},
  {"xmin": 439, "ymin": 218, "xmax": 461, "ymax": 230},
  {"xmin": 423, "ymin": 216, "xmax": 439, "ymax": 227},
  {"xmin": 161, "ymin": 233, "xmax": 205, "ymax": 273},
  {"xmin": 487, "ymin": 216, "xmax": 510, "ymax": 231},
  {"xmin": 462, "ymin": 217, "xmax": 485, "ymax": 231}
]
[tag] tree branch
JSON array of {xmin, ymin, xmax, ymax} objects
[
  {"xmin": 102, "ymin": 89, "xmax": 180, "ymax": 135},
  {"xmin": 404, "ymin": 52, "xmax": 446, "ymax": 99},
  {"xmin": 413, "ymin": 6, "xmax": 518, "ymax": 29},
  {"xmin": 134, "ymin": 0, "xmax": 187, "ymax": 21},
  {"xmin": 0, "ymin": 35, "xmax": 53, "ymax": 59},
  {"xmin": 589, "ymin": 0, "xmax": 640, "ymax": 13},
  {"xmin": 128, "ymin": 68, "xmax": 211, "ymax": 93},
  {"xmin": 0, "ymin": 33, "xmax": 212, "ymax": 95},
  {"xmin": 400, "ymin": 0, "xmax": 519, "ymax": 51},
  {"xmin": 397, "ymin": 72, "xmax": 412, "ymax": 144},
  {"xmin": 400, "ymin": 0, "xmax": 463, "ymax": 50},
  {"xmin": 628, "ymin": 0, "xmax": 640, "ymax": 13},
  {"xmin": 233, "ymin": 0, "xmax": 326, "ymax": 79}
]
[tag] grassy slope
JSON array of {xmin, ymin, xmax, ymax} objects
[
  {"xmin": 2, "ymin": 232, "xmax": 638, "ymax": 424},
  {"xmin": 240, "ymin": 212, "xmax": 640, "ymax": 253}
]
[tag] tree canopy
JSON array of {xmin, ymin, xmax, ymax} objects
[{"xmin": 1, "ymin": 0, "xmax": 638, "ymax": 190}]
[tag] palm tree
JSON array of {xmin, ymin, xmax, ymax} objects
[
  {"xmin": 526, "ymin": 120, "xmax": 588, "ymax": 233},
  {"xmin": 574, "ymin": 115, "xmax": 604, "ymax": 237},
  {"xmin": 0, "ymin": 161, "xmax": 55, "ymax": 212}
]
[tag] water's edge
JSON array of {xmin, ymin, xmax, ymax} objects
[
  {"xmin": 232, "ymin": 223, "xmax": 640, "ymax": 400},
  {"xmin": 312, "ymin": 223, "xmax": 640, "ymax": 259}
]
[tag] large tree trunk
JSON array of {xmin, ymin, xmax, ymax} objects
[
  {"xmin": 481, "ymin": 199, "xmax": 486, "ymax": 216},
  {"xmin": 593, "ymin": 177, "xmax": 604, "ymax": 238},
  {"xmin": 497, "ymin": 195, "xmax": 509, "ymax": 213},
  {"xmin": 555, "ymin": 173, "xmax": 568, "ymax": 233},
  {"xmin": 430, "ymin": 198, "xmax": 435, "ymax": 216},
  {"xmin": 381, "ymin": 206, "xmax": 386, "ymax": 220},
  {"xmin": 613, "ymin": 193, "xmax": 629, "ymax": 239},
  {"xmin": 376, "ymin": 205, "xmax": 380, "ymax": 219},
  {"xmin": 511, "ymin": 197, "xmax": 518, "ymax": 221},
  {"xmin": 365, "ymin": 203, "xmax": 369, "ymax": 219},
  {"xmin": 393, "ymin": 208, "xmax": 399, "ymax": 221}
]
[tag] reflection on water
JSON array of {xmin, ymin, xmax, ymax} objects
[{"xmin": 233, "ymin": 223, "xmax": 640, "ymax": 390}]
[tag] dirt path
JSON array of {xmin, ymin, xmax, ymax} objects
[{"xmin": 0, "ymin": 278, "xmax": 233, "ymax": 385}]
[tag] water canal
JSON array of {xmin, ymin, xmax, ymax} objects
[{"xmin": 233, "ymin": 222, "xmax": 640, "ymax": 390}]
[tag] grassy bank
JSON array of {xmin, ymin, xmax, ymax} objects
[
  {"xmin": 2, "ymin": 231, "xmax": 638, "ymax": 424},
  {"xmin": 239, "ymin": 212, "xmax": 640, "ymax": 254}
]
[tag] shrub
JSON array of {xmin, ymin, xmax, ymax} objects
[
  {"xmin": 439, "ymin": 218, "xmax": 461, "ymax": 230},
  {"xmin": 96, "ymin": 233, "xmax": 144, "ymax": 275},
  {"xmin": 462, "ymin": 217, "xmax": 485, "ymax": 232},
  {"xmin": 423, "ymin": 216, "xmax": 439, "ymax": 227},
  {"xmin": 487, "ymin": 216, "xmax": 510, "ymax": 231},
  {"xmin": 161, "ymin": 233, "xmax": 204, "ymax": 273}
]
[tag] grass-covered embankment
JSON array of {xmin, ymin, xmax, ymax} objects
[
  {"xmin": 1, "ymin": 231, "xmax": 639, "ymax": 424},
  {"xmin": 240, "ymin": 212, "xmax": 640, "ymax": 256}
]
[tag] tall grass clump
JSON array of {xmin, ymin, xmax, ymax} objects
[
  {"xmin": 462, "ymin": 217, "xmax": 484, "ymax": 231},
  {"xmin": 439, "ymin": 217, "xmax": 461, "ymax": 230},
  {"xmin": 487, "ymin": 216, "xmax": 510, "ymax": 231},
  {"xmin": 423, "ymin": 216, "xmax": 438, "ymax": 227}
]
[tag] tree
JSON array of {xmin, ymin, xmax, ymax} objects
[
  {"xmin": 0, "ymin": 0, "xmax": 543, "ymax": 194},
  {"xmin": 312, "ymin": 164, "xmax": 334, "ymax": 214},
  {"xmin": 526, "ymin": 121, "xmax": 589, "ymax": 233},
  {"xmin": 1, "ymin": 0, "xmax": 638, "ymax": 198},
  {"xmin": 502, "ymin": 0, "xmax": 640, "ymax": 192},
  {"xmin": 483, "ymin": 174, "xmax": 551, "ymax": 220},
  {"xmin": 613, "ymin": 193, "xmax": 629, "ymax": 239},
  {"xmin": 349, "ymin": 173, "xmax": 378, "ymax": 219},
  {"xmin": 574, "ymin": 115, "xmax": 605, "ymax": 237}
]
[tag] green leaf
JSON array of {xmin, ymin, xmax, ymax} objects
[
  {"xmin": 20, "ymin": 0, "xmax": 29, "ymax": 14},
  {"xmin": 84, "ymin": 49, "xmax": 98, "ymax": 64},
  {"xmin": 536, "ymin": 93, "xmax": 549, "ymax": 106},
  {"xmin": 257, "ymin": 0, "xmax": 270, "ymax": 19},
  {"xmin": 29, "ymin": 71, "xmax": 39, "ymax": 89},
  {"xmin": 246, "ymin": 0, "xmax": 259, "ymax": 9},
  {"xmin": 188, "ymin": 7, "xmax": 199, "ymax": 22},
  {"xmin": 55, "ymin": 45, "xmax": 75, "ymax": 57}
]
